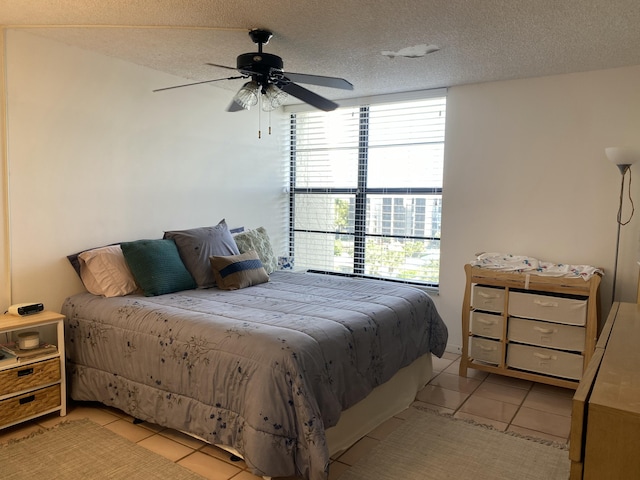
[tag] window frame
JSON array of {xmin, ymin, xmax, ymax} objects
[{"xmin": 286, "ymin": 89, "xmax": 446, "ymax": 288}]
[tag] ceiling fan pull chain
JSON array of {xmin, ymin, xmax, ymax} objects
[{"xmin": 259, "ymin": 95, "xmax": 262, "ymax": 138}]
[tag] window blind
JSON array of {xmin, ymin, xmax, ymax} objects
[{"xmin": 289, "ymin": 95, "xmax": 446, "ymax": 286}]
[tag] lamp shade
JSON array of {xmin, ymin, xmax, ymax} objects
[
  {"xmin": 233, "ymin": 81, "xmax": 259, "ymax": 110},
  {"xmin": 261, "ymin": 84, "xmax": 288, "ymax": 112},
  {"xmin": 605, "ymin": 147, "xmax": 640, "ymax": 167}
]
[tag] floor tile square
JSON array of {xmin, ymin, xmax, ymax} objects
[
  {"xmin": 522, "ymin": 389, "xmax": 572, "ymax": 417},
  {"xmin": 428, "ymin": 372, "xmax": 482, "ymax": 394},
  {"xmin": 415, "ymin": 384, "xmax": 470, "ymax": 410},
  {"xmin": 474, "ymin": 380, "xmax": 528, "ymax": 405},
  {"xmin": 511, "ymin": 405, "xmax": 572, "ymax": 438},
  {"xmin": 458, "ymin": 394, "xmax": 519, "ymax": 423}
]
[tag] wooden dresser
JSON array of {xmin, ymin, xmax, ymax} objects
[
  {"xmin": 570, "ymin": 302, "xmax": 640, "ymax": 479},
  {"xmin": 460, "ymin": 264, "xmax": 601, "ymax": 389}
]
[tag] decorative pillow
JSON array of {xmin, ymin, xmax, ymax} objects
[
  {"xmin": 164, "ymin": 219, "xmax": 240, "ymax": 288},
  {"xmin": 210, "ymin": 251, "xmax": 269, "ymax": 290},
  {"xmin": 78, "ymin": 245, "xmax": 138, "ymax": 297},
  {"xmin": 233, "ymin": 227, "xmax": 277, "ymax": 274},
  {"xmin": 120, "ymin": 239, "xmax": 196, "ymax": 296}
]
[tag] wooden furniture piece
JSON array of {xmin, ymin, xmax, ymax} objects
[
  {"xmin": 460, "ymin": 264, "xmax": 601, "ymax": 389},
  {"xmin": 0, "ymin": 311, "xmax": 66, "ymax": 429},
  {"xmin": 570, "ymin": 302, "xmax": 640, "ymax": 479}
]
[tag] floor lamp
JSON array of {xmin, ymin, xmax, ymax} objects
[{"xmin": 606, "ymin": 147, "xmax": 640, "ymax": 302}]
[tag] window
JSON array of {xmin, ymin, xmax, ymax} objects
[{"xmin": 289, "ymin": 92, "xmax": 446, "ymax": 287}]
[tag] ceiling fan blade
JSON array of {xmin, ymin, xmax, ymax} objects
[
  {"xmin": 206, "ymin": 63, "xmax": 239, "ymax": 71},
  {"xmin": 278, "ymin": 82, "xmax": 339, "ymax": 112},
  {"xmin": 282, "ymin": 72, "xmax": 353, "ymax": 90},
  {"xmin": 153, "ymin": 76, "xmax": 243, "ymax": 92}
]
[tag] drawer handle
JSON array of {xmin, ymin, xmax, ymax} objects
[
  {"xmin": 533, "ymin": 352, "xmax": 557, "ymax": 361},
  {"xmin": 477, "ymin": 318, "xmax": 497, "ymax": 325},
  {"xmin": 17, "ymin": 368, "xmax": 34, "ymax": 377},
  {"xmin": 533, "ymin": 300, "xmax": 559, "ymax": 308},
  {"xmin": 19, "ymin": 395, "xmax": 35, "ymax": 405},
  {"xmin": 479, "ymin": 345, "xmax": 497, "ymax": 352},
  {"xmin": 533, "ymin": 326, "xmax": 556, "ymax": 334},
  {"xmin": 478, "ymin": 291, "xmax": 500, "ymax": 299}
]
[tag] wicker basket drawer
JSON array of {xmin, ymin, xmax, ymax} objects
[
  {"xmin": 472, "ymin": 286, "xmax": 505, "ymax": 313},
  {"xmin": 508, "ymin": 317, "xmax": 585, "ymax": 352},
  {"xmin": 507, "ymin": 343, "xmax": 583, "ymax": 380},
  {"xmin": 0, "ymin": 384, "xmax": 61, "ymax": 426},
  {"xmin": 471, "ymin": 312, "xmax": 504, "ymax": 339},
  {"xmin": 0, "ymin": 359, "xmax": 60, "ymax": 397}
]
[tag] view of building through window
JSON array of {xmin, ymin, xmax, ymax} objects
[{"xmin": 290, "ymin": 95, "xmax": 446, "ymax": 286}]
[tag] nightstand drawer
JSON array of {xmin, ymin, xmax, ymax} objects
[
  {"xmin": 508, "ymin": 317, "xmax": 585, "ymax": 352},
  {"xmin": 0, "ymin": 359, "xmax": 60, "ymax": 397},
  {"xmin": 0, "ymin": 384, "xmax": 61, "ymax": 425},
  {"xmin": 472, "ymin": 286, "xmax": 505, "ymax": 313},
  {"xmin": 507, "ymin": 343, "xmax": 583, "ymax": 380}
]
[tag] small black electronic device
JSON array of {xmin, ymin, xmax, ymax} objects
[{"xmin": 7, "ymin": 303, "xmax": 44, "ymax": 316}]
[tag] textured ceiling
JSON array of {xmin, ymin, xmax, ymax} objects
[{"xmin": 2, "ymin": 0, "xmax": 640, "ymax": 104}]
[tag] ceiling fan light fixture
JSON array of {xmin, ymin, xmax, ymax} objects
[
  {"xmin": 261, "ymin": 84, "xmax": 288, "ymax": 112},
  {"xmin": 233, "ymin": 80, "xmax": 259, "ymax": 109}
]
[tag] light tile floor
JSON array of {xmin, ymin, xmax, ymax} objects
[{"xmin": 0, "ymin": 352, "xmax": 573, "ymax": 480}]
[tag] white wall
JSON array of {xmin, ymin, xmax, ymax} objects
[
  {"xmin": 439, "ymin": 65, "xmax": 640, "ymax": 350},
  {"xmin": 2, "ymin": 30, "xmax": 288, "ymax": 312}
]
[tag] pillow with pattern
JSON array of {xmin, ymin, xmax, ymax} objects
[
  {"xmin": 164, "ymin": 219, "xmax": 239, "ymax": 288},
  {"xmin": 210, "ymin": 250, "xmax": 269, "ymax": 290},
  {"xmin": 233, "ymin": 227, "xmax": 277, "ymax": 274}
]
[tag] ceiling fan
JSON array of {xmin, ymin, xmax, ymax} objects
[{"xmin": 153, "ymin": 29, "xmax": 354, "ymax": 112}]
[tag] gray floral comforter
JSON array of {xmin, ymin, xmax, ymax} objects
[{"xmin": 62, "ymin": 271, "xmax": 447, "ymax": 480}]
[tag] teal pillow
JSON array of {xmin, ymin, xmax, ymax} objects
[{"xmin": 121, "ymin": 239, "xmax": 196, "ymax": 296}]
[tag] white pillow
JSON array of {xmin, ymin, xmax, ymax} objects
[{"xmin": 79, "ymin": 245, "xmax": 138, "ymax": 297}]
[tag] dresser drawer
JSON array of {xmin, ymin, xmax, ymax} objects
[
  {"xmin": 470, "ymin": 337, "xmax": 502, "ymax": 365},
  {"xmin": 0, "ymin": 359, "xmax": 60, "ymax": 397},
  {"xmin": 508, "ymin": 291, "xmax": 587, "ymax": 325},
  {"xmin": 507, "ymin": 343, "xmax": 583, "ymax": 380},
  {"xmin": 472, "ymin": 286, "xmax": 505, "ymax": 313},
  {"xmin": 0, "ymin": 384, "xmax": 61, "ymax": 426},
  {"xmin": 471, "ymin": 312, "xmax": 504, "ymax": 339},
  {"xmin": 508, "ymin": 317, "xmax": 585, "ymax": 352}
]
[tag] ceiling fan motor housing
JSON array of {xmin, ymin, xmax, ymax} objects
[{"xmin": 236, "ymin": 52, "xmax": 283, "ymax": 76}]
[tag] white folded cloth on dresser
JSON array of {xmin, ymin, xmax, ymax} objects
[{"xmin": 471, "ymin": 252, "xmax": 603, "ymax": 280}]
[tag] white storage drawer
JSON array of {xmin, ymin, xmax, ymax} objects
[
  {"xmin": 508, "ymin": 291, "xmax": 587, "ymax": 326},
  {"xmin": 471, "ymin": 312, "xmax": 504, "ymax": 339},
  {"xmin": 470, "ymin": 337, "xmax": 502, "ymax": 365},
  {"xmin": 507, "ymin": 343, "xmax": 583, "ymax": 380},
  {"xmin": 508, "ymin": 317, "xmax": 585, "ymax": 352},
  {"xmin": 472, "ymin": 286, "xmax": 505, "ymax": 313}
]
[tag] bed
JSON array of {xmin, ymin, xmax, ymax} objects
[{"xmin": 62, "ymin": 222, "xmax": 447, "ymax": 480}]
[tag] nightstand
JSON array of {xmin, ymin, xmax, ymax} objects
[{"xmin": 0, "ymin": 311, "xmax": 66, "ymax": 429}]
